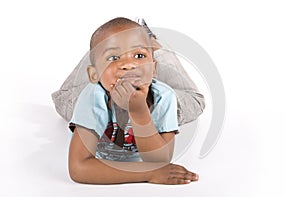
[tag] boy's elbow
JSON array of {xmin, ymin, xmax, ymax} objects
[
  {"xmin": 69, "ymin": 162, "xmax": 83, "ymax": 183},
  {"xmin": 68, "ymin": 160, "xmax": 89, "ymax": 184}
]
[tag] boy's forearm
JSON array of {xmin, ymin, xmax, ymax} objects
[
  {"xmin": 130, "ymin": 110, "xmax": 174, "ymax": 162},
  {"xmin": 70, "ymin": 157, "xmax": 164, "ymax": 184},
  {"xmin": 134, "ymin": 133, "xmax": 174, "ymax": 162}
]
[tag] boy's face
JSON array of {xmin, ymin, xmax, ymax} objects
[{"xmin": 88, "ymin": 26, "xmax": 156, "ymax": 92}]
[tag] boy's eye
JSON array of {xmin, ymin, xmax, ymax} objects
[
  {"xmin": 107, "ymin": 55, "xmax": 120, "ymax": 61},
  {"xmin": 134, "ymin": 54, "xmax": 146, "ymax": 59}
]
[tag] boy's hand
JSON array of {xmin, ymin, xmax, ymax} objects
[
  {"xmin": 148, "ymin": 163, "xmax": 199, "ymax": 185},
  {"xmin": 128, "ymin": 79, "xmax": 150, "ymax": 113},
  {"xmin": 111, "ymin": 79, "xmax": 135, "ymax": 110},
  {"xmin": 111, "ymin": 78, "xmax": 150, "ymax": 113}
]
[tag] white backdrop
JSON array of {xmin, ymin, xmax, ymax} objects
[{"xmin": 0, "ymin": 0, "xmax": 296, "ymax": 197}]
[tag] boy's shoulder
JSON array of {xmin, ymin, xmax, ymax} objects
[
  {"xmin": 80, "ymin": 82, "xmax": 107, "ymax": 99},
  {"xmin": 76, "ymin": 82, "xmax": 109, "ymax": 111}
]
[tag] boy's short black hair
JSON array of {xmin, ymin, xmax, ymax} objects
[{"xmin": 90, "ymin": 17, "xmax": 141, "ymax": 50}]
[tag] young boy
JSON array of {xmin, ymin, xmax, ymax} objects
[
  {"xmin": 68, "ymin": 17, "xmax": 199, "ymax": 184},
  {"xmin": 52, "ymin": 18, "xmax": 205, "ymax": 126}
]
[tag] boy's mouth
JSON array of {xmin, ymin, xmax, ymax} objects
[{"xmin": 119, "ymin": 72, "xmax": 140, "ymax": 79}]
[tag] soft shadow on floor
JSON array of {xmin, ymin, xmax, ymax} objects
[{"xmin": 17, "ymin": 103, "xmax": 71, "ymax": 184}]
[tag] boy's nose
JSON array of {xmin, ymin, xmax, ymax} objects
[{"xmin": 119, "ymin": 63, "xmax": 136, "ymax": 70}]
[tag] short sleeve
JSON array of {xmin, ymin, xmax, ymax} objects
[
  {"xmin": 69, "ymin": 83, "xmax": 109, "ymax": 137},
  {"xmin": 151, "ymin": 80, "xmax": 179, "ymax": 133}
]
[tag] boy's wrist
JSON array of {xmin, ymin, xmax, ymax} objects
[
  {"xmin": 142, "ymin": 162, "xmax": 165, "ymax": 182},
  {"xmin": 129, "ymin": 101, "xmax": 150, "ymax": 123},
  {"xmin": 130, "ymin": 115, "xmax": 157, "ymax": 138},
  {"xmin": 129, "ymin": 109, "xmax": 151, "ymax": 126},
  {"xmin": 144, "ymin": 169, "xmax": 154, "ymax": 183}
]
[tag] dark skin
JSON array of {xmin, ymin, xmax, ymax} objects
[{"xmin": 68, "ymin": 24, "xmax": 199, "ymax": 184}]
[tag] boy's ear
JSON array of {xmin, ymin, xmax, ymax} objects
[
  {"xmin": 152, "ymin": 60, "xmax": 158, "ymax": 78},
  {"xmin": 87, "ymin": 65, "xmax": 99, "ymax": 83}
]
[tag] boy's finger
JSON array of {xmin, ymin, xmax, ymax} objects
[
  {"xmin": 115, "ymin": 83, "xmax": 128, "ymax": 97},
  {"xmin": 192, "ymin": 173, "xmax": 199, "ymax": 181},
  {"xmin": 168, "ymin": 178, "xmax": 190, "ymax": 185},
  {"xmin": 111, "ymin": 88, "xmax": 121, "ymax": 99},
  {"xmin": 169, "ymin": 171, "xmax": 193, "ymax": 180},
  {"xmin": 122, "ymin": 80, "xmax": 136, "ymax": 93},
  {"xmin": 132, "ymin": 79, "xmax": 151, "ymax": 90}
]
